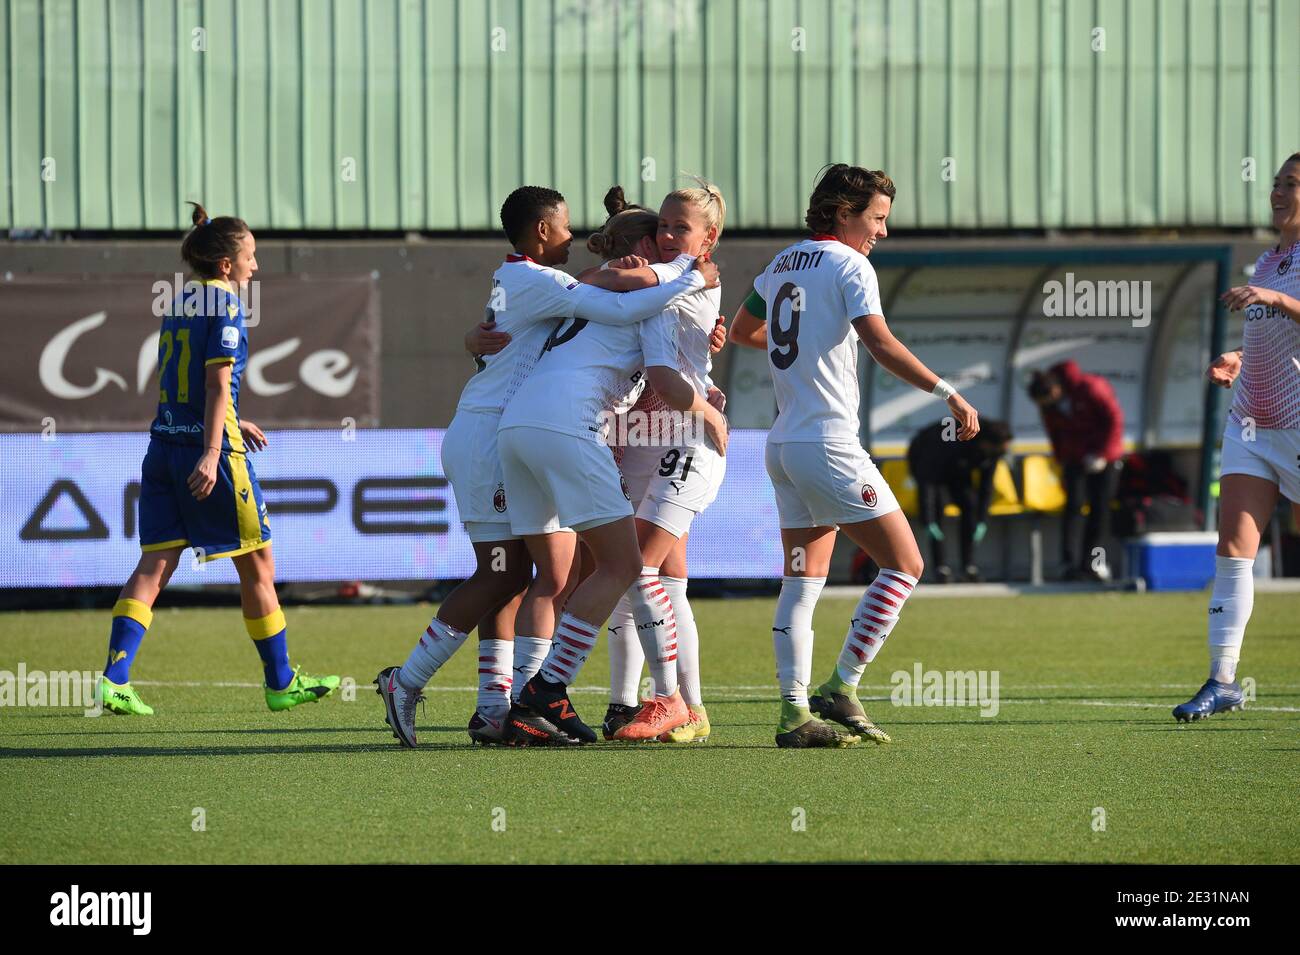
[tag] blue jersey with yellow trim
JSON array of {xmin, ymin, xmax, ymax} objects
[{"xmin": 150, "ymin": 279, "xmax": 249, "ymax": 452}]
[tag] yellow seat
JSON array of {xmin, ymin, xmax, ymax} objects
[
  {"xmin": 878, "ymin": 459, "xmax": 918, "ymax": 517},
  {"xmin": 882, "ymin": 458, "xmax": 996, "ymax": 519},
  {"xmin": 984, "ymin": 458, "xmax": 1026, "ymax": 517},
  {"xmin": 1022, "ymin": 455, "xmax": 1067, "ymax": 513}
]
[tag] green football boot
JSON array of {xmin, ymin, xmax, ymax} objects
[
  {"xmin": 810, "ymin": 674, "xmax": 892, "ymax": 744},
  {"xmin": 100, "ymin": 677, "xmax": 155, "ymax": 716},
  {"xmin": 265, "ymin": 667, "xmax": 340, "ymax": 712},
  {"xmin": 774, "ymin": 699, "xmax": 859, "ymax": 749}
]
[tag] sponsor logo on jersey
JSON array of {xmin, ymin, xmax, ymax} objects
[
  {"xmin": 620, "ymin": 474, "xmax": 631, "ymax": 500},
  {"xmin": 1278, "ymin": 255, "xmax": 1292, "ymax": 275},
  {"xmin": 493, "ymin": 483, "xmax": 507, "ymax": 513},
  {"xmin": 221, "ymin": 325, "xmax": 240, "ymax": 349},
  {"xmin": 861, "ymin": 484, "xmax": 878, "ymax": 507}
]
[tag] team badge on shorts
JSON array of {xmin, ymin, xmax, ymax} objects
[
  {"xmin": 1279, "ymin": 255, "xmax": 1292, "ymax": 275},
  {"xmin": 493, "ymin": 483, "xmax": 507, "ymax": 513},
  {"xmin": 861, "ymin": 484, "xmax": 878, "ymax": 507},
  {"xmin": 620, "ymin": 474, "xmax": 631, "ymax": 501}
]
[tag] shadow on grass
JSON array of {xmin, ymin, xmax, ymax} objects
[
  {"xmin": 1136, "ymin": 723, "xmax": 1271, "ymax": 732},
  {"xmin": 0, "ymin": 740, "xmax": 800, "ymax": 758},
  {"xmin": 0, "ymin": 725, "xmax": 466, "ymax": 738}
]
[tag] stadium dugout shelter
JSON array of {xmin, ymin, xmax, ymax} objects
[{"xmin": 725, "ymin": 240, "xmax": 1237, "ymax": 584}]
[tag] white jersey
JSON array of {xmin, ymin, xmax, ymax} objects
[
  {"xmin": 616, "ymin": 265, "xmax": 721, "ymax": 446},
  {"xmin": 663, "ymin": 281, "xmax": 722, "ymax": 397},
  {"xmin": 1230, "ymin": 239, "xmax": 1300, "ymax": 430},
  {"xmin": 500, "ymin": 260, "xmax": 702, "ymax": 440},
  {"xmin": 753, "ymin": 236, "xmax": 883, "ymax": 444},
  {"xmin": 455, "ymin": 253, "xmax": 699, "ymax": 416}
]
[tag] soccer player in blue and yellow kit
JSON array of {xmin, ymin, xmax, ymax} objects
[{"xmin": 99, "ymin": 202, "xmax": 339, "ymax": 715}]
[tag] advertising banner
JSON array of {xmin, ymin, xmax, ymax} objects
[
  {"xmin": 0, "ymin": 274, "xmax": 380, "ymax": 431},
  {"xmin": 1, "ymin": 430, "xmax": 785, "ymax": 586}
]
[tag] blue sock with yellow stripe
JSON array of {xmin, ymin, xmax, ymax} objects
[
  {"xmin": 246, "ymin": 609, "xmax": 293, "ymax": 690},
  {"xmin": 106, "ymin": 598, "xmax": 152, "ymax": 684}
]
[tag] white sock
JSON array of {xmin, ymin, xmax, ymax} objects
[
  {"xmin": 476, "ymin": 639, "xmax": 513, "ymax": 712},
  {"xmin": 606, "ymin": 594, "xmax": 643, "ymax": 707},
  {"xmin": 538, "ymin": 612, "xmax": 600, "ymax": 686},
  {"xmin": 628, "ymin": 567, "xmax": 678, "ymax": 697},
  {"xmin": 1208, "ymin": 555, "xmax": 1253, "ymax": 683},
  {"xmin": 662, "ymin": 576, "xmax": 701, "ymax": 706},
  {"xmin": 836, "ymin": 569, "xmax": 918, "ymax": 685},
  {"xmin": 772, "ymin": 576, "xmax": 825, "ymax": 708},
  {"xmin": 511, "ymin": 636, "xmax": 550, "ymax": 701},
  {"xmin": 399, "ymin": 617, "xmax": 470, "ymax": 690}
]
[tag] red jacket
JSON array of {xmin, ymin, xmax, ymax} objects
[{"xmin": 1039, "ymin": 360, "xmax": 1124, "ymax": 465}]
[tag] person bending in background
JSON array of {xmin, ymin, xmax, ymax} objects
[
  {"xmin": 1028, "ymin": 361, "xmax": 1124, "ymax": 582},
  {"xmin": 907, "ymin": 419, "xmax": 1012, "ymax": 583}
]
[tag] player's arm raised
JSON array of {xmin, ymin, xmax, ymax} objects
[
  {"xmin": 567, "ymin": 256, "xmax": 718, "ymax": 326},
  {"xmin": 1220, "ymin": 284, "xmax": 1300, "ymax": 324},
  {"xmin": 579, "ymin": 255, "xmax": 663, "ymax": 292},
  {"xmin": 853, "ymin": 313, "xmax": 980, "ymax": 441},
  {"xmin": 188, "ymin": 362, "xmax": 231, "ymax": 501}
]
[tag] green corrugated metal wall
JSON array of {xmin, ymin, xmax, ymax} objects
[{"xmin": 2, "ymin": 0, "xmax": 1298, "ymax": 232}]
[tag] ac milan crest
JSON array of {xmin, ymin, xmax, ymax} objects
[
  {"xmin": 861, "ymin": 484, "xmax": 878, "ymax": 507},
  {"xmin": 493, "ymin": 484, "xmax": 507, "ymax": 513}
]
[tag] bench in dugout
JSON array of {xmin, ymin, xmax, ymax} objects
[{"xmin": 877, "ymin": 455, "xmax": 1071, "ymax": 584}]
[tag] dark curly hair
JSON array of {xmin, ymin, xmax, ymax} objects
[{"xmin": 499, "ymin": 186, "xmax": 566, "ymax": 246}]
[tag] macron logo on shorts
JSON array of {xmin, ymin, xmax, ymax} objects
[{"xmin": 221, "ymin": 325, "xmax": 240, "ymax": 349}]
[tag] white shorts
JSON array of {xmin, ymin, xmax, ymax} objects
[
  {"xmin": 619, "ymin": 442, "xmax": 726, "ymax": 538},
  {"xmin": 442, "ymin": 410, "xmax": 519, "ymax": 542},
  {"xmin": 1221, "ymin": 419, "xmax": 1300, "ymax": 504},
  {"xmin": 497, "ymin": 425, "xmax": 634, "ymax": 535},
  {"xmin": 765, "ymin": 439, "xmax": 901, "ymax": 529}
]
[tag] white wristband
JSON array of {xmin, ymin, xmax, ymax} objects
[{"xmin": 932, "ymin": 378, "xmax": 956, "ymax": 401}]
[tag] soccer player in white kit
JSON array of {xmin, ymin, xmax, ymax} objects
[
  {"xmin": 496, "ymin": 247, "xmax": 727, "ymax": 746},
  {"xmin": 587, "ymin": 180, "xmax": 729, "ymax": 743},
  {"xmin": 732, "ymin": 164, "xmax": 981, "ymax": 748},
  {"xmin": 375, "ymin": 186, "xmax": 710, "ymax": 748},
  {"xmin": 1173, "ymin": 152, "xmax": 1300, "ymax": 722}
]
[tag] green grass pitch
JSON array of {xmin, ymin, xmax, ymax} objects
[{"xmin": 1, "ymin": 593, "xmax": 1297, "ymax": 864}]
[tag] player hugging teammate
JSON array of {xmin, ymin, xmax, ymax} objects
[
  {"xmin": 580, "ymin": 181, "xmax": 730, "ymax": 744},
  {"xmin": 376, "ymin": 185, "xmax": 717, "ymax": 746}
]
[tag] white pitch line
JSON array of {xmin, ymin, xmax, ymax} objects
[
  {"xmin": 119, "ymin": 679, "xmax": 1300, "ymax": 713},
  {"xmin": 128, "ymin": 679, "xmax": 1300, "ymax": 693}
]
